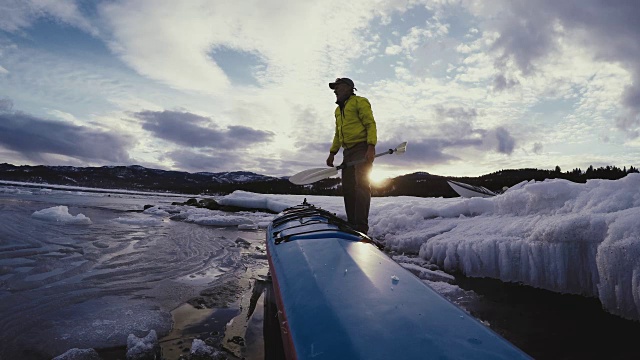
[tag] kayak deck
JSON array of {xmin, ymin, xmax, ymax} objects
[{"xmin": 266, "ymin": 201, "xmax": 530, "ymax": 360}]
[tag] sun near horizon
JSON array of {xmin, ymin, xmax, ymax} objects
[{"xmin": 368, "ymin": 167, "xmax": 395, "ymax": 186}]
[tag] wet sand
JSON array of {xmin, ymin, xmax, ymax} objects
[
  {"xmin": 158, "ymin": 276, "xmax": 270, "ymax": 360},
  {"xmin": 157, "ymin": 229, "xmax": 271, "ymax": 360},
  {"xmin": 88, "ymin": 228, "xmax": 270, "ymax": 360}
]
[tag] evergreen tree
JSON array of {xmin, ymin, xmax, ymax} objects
[{"xmin": 586, "ymin": 165, "xmax": 594, "ymax": 174}]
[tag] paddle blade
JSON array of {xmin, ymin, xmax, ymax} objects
[
  {"xmin": 395, "ymin": 141, "xmax": 408, "ymax": 154},
  {"xmin": 289, "ymin": 168, "xmax": 325, "ymax": 184},
  {"xmin": 289, "ymin": 167, "xmax": 339, "ymax": 185}
]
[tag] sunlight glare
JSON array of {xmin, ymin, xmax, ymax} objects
[{"xmin": 368, "ymin": 168, "xmax": 390, "ymax": 186}]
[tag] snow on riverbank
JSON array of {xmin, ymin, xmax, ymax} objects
[{"xmin": 214, "ymin": 174, "xmax": 640, "ymax": 322}]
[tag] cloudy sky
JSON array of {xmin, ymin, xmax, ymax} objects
[{"xmin": 1, "ymin": 0, "xmax": 639, "ymax": 181}]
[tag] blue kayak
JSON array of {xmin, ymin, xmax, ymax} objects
[{"xmin": 266, "ymin": 200, "xmax": 531, "ymax": 360}]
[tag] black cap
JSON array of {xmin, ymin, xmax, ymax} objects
[{"xmin": 329, "ymin": 78, "xmax": 357, "ymax": 91}]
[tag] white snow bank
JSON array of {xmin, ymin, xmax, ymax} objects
[
  {"xmin": 218, "ymin": 190, "xmax": 308, "ymax": 213},
  {"xmin": 216, "ymin": 174, "xmax": 640, "ymax": 321},
  {"xmin": 31, "ymin": 206, "xmax": 92, "ymax": 224},
  {"xmin": 160, "ymin": 203, "xmax": 275, "ymax": 228},
  {"xmin": 416, "ymin": 175, "xmax": 640, "ymax": 321}
]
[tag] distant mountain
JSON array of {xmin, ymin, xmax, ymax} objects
[
  {"xmin": 0, "ymin": 163, "xmax": 281, "ymax": 195},
  {"xmin": 195, "ymin": 171, "xmax": 277, "ymax": 184},
  {"xmin": 0, "ymin": 163, "xmax": 636, "ymax": 197},
  {"xmin": 372, "ymin": 166, "xmax": 638, "ymax": 198}
]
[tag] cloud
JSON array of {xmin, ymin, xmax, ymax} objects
[
  {"xmin": 486, "ymin": 0, "xmax": 640, "ymax": 136},
  {"xmin": 532, "ymin": 142, "xmax": 543, "ymax": 154},
  {"xmin": 491, "ymin": 4, "xmax": 559, "ymax": 76},
  {"xmin": 167, "ymin": 148, "xmax": 291, "ymax": 174},
  {"xmin": 383, "ymin": 139, "xmax": 459, "ymax": 166},
  {"xmin": 97, "ymin": 0, "xmax": 389, "ymax": 94},
  {"xmin": 0, "ymin": 0, "xmax": 98, "ymax": 35},
  {"xmin": 435, "ymin": 106, "xmax": 478, "ymax": 122},
  {"xmin": 385, "ymin": 45, "xmax": 403, "ymax": 56},
  {"xmin": 493, "ymin": 126, "xmax": 516, "ymax": 154},
  {"xmin": 622, "ymin": 76, "xmax": 640, "ymax": 111},
  {"xmin": 227, "ymin": 125, "xmax": 274, "ymax": 144},
  {"xmin": 615, "ymin": 110, "xmax": 640, "ymax": 138},
  {"xmin": 492, "ymin": 74, "xmax": 520, "ymax": 92},
  {"xmin": 134, "ymin": 110, "xmax": 274, "ymax": 149},
  {"xmin": 293, "ymin": 141, "xmax": 330, "ymax": 156},
  {"xmin": 384, "ymin": 25, "xmax": 445, "ymax": 58},
  {"xmin": 0, "ymin": 106, "xmax": 132, "ymax": 163},
  {"xmin": 402, "ymin": 106, "xmax": 517, "ymax": 158},
  {"xmin": 0, "ymin": 97, "xmax": 13, "ymax": 111},
  {"xmin": 2, "ymin": 1, "xmax": 638, "ymax": 177},
  {"xmin": 617, "ymin": 74, "xmax": 640, "ymax": 137},
  {"xmin": 167, "ymin": 149, "xmax": 237, "ymax": 172}
]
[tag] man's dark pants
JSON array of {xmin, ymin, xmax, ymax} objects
[{"xmin": 341, "ymin": 142, "xmax": 372, "ymax": 234}]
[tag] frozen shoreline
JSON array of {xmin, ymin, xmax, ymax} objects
[{"xmin": 217, "ymin": 175, "xmax": 640, "ymax": 322}]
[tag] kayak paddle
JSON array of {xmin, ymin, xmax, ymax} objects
[{"xmin": 289, "ymin": 142, "xmax": 407, "ymax": 185}]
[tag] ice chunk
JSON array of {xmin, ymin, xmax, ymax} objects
[
  {"xmin": 400, "ymin": 262, "xmax": 455, "ymax": 283},
  {"xmin": 142, "ymin": 206, "xmax": 170, "ymax": 216},
  {"xmin": 190, "ymin": 338, "xmax": 224, "ymax": 358},
  {"xmin": 218, "ymin": 190, "xmax": 292, "ymax": 213},
  {"xmin": 52, "ymin": 348, "xmax": 100, "ymax": 360},
  {"xmin": 32, "ymin": 206, "xmax": 92, "ymax": 224},
  {"xmin": 126, "ymin": 330, "xmax": 158, "ymax": 360},
  {"xmin": 257, "ymin": 221, "xmax": 271, "ymax": 229}
]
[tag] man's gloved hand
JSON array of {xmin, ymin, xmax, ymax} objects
[
  {"xmin": 365, "ymin": 145, "xmax": 375, "ymax": 163},
  {"xmin": 326, "ymin": 153, "xmax": 335, "ymax": 167}
]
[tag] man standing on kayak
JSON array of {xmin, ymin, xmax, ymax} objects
[{"xmin": 326, "ymin": 78, "xmax": 377, "ymax": 234}]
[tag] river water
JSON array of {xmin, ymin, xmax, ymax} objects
[{"xmin": 0, "ymin": 185, "xmax": 271, "ymax": 359}]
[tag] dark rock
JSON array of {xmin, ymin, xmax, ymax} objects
[
  {"xmin": 227, "ymin": 336, "xmax": 245, "ymax": 346},
  {"xmin": 234, "ymin": 238, "xmax": 251, "ymax": 248},
  {"xmin": 198, "ymin": 198, "xmax": 221, "ymax": 210}
]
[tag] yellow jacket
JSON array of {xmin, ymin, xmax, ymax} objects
[{"xmin": 330, "ymin": 95, "xmax": 377, "ymax": 153}]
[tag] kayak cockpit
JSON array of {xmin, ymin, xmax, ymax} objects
[{"xmin": 271, "ymin": 199, "xmax": 371, "ymax": 245}]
